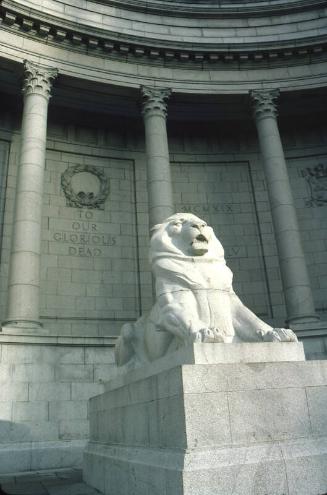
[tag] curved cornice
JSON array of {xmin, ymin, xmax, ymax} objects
[
  {"xmin": 1, "ymin": 0, "xmax": 327, "ymax": 67},
  {"xmin": 92, "ymin": 0, "xmax": 327, "ymax": 18}
]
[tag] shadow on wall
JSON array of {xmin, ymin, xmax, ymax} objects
[
  {"xmin": 0, "ymin": 421, "xmax": 33, "ymax": 476},
  {"xmin": 0, "ymin": 421, "xmax": 31, "ymax": 444},
  {"xmin": 0, "ymin": 421, "xmax": 30, "ymax": 494}
]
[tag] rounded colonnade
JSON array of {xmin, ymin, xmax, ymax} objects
[
  {"xmin": 0, "ymin": 0, "xmax": 326, "ymax": 474},
  {"xmin": 1, "ymin": 0, "xmax": 326, "ymax": 333}
]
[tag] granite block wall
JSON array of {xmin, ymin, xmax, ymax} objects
[
  {"xmin": 287, "ymin": 154, "xmax": 327, "ymax": 317},
  {"xmin": 41, "ymin": 150, "xmax": 141, "ymax": 336},
  {"xmin": 0, "ymin": 137, "xmax": 11, "ymax": 322},
  {"xmin": 172, "ymin": 160, "xmax": 271, "ymax": 319},
  {"xmin": 0, "ymin": 117, "xmax": 326, "ymax": 473},
  {"xmin": 0, "ymin": 341, "xmax": 115, "ymax": 474},
  {"xmin": 0, "ymin": 120, "xmax": 327, "ymax": 333}
]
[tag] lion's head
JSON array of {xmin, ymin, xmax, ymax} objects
[{"xmin": 150, "ymin": 213, "xmax": 225, "ymax": 263}]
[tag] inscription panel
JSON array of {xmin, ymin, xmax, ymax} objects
[
  {"xmin": 41, "ymin": 152, "xmax": 140, "ymax": 333},
  {"xmin": 52, "ymin": 210, "xmax": 116, "ymax": 258},
  {"xmin": 172, "ymin": 161, "xmax": 270, "ymax": 317},
  {"xmin": 288, "ymin": 154, "xmax": 327, "ymax": 316}
]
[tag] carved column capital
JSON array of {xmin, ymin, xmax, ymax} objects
[
  {"xmin": 141, "ymin": 86, "xmax": 171, "ymax": 118},
  {"xmin": 250, "ymin": 89, "xmax": 279, "ymax": 120},
  {"xmin": 22, "ymin": 60, "xmax": 58, "ymax": 100}
]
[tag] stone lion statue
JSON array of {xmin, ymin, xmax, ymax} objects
[{"xmin": 115, "ymin": 213, "xmax": 297, "ymax": 367}]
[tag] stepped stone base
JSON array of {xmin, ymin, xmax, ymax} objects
[{"xmin": 83, "ymin": 343, "xmax": 327, "ymax": 495}]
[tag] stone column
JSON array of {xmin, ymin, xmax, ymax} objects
[
  {"xmin": 2, "ymin": 60, "xmax": 58, "ymax": 331},
  {"xmin": 250, "ymin": 89, "xmax": 318, "ymax": 326},
  {"xmin": 141, "ymin": 86, "xmax": 174, "ymax": 228}
]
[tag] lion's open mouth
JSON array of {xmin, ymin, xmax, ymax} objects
[
  {"xmin": 195, "ymin": 234, "xmax": 208, "ymax": 243},
  {"xmin": 190, "ymin": 233, "xmax": 209, "ymax": 255}
]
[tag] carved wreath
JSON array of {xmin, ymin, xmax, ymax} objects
[
  {"xmin": 61, "ymin": 164, "xmax": 110, "ymax": 209},
  {"xmin": 302, "ymin": 163, "xmax": 327, "ymax": 207}
]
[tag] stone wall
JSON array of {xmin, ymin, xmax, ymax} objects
[
  {"xmin": 287, "ymin": 154, "xmax": 327, "ymax": 316},
  {"xmin": 0, "ymin": 120, "xmax": 327, "ymax": 333},
  {"xmin": 0, "ymin": 130, "xmax": 15, "ymax": 326},
  {"xmin": 0, "ymin": 120, "xmax": 153, "ymax": 336},
  {"xmin": 41, "ymin": 150, "xmax": 142, "ymax": 336},
  {"xmin": 0, "ymin": 140, "xmax": 9, "ymax": 255},
  {"xmin": 0, "ymin": 117, "xmax": 326, "ymax": 473},
  {"xmin": 0, "ymin": 339, "xmax": 115, "ymax": 474},
  {"xmin": 172, "ymin": 160, "xmax": 274, "ymax": 320}
]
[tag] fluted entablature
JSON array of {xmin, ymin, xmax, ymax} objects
[
  {"xmin": 22, "ymin": 60, "xmax": 58, "ymax": 100},
  {"xmin": 141, "ymin": 87, "xmax": 171, "ymax": 119},
  {"xmin": 1, "ymin": 0, "xmax": 326, "ymax": 72},
  {"xmin": 0, "ymin": 0, "xmax": 326, "ymax": 93}
]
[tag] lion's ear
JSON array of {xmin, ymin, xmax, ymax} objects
[
  {"xmin": 167, "ymin": 222, "xmax": 182, "ymax": 237},
  {"xmin": 150, "ymin": 223, "xmax": 162, "ymax": 236}
]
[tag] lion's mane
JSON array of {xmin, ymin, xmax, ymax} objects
[{"xmin": 149, "ymin": 213, "xmax": 233, "ymax": 296}]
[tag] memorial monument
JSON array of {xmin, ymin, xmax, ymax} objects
[
  {"xmin": 115, "ymin": 213, "xmax": 298, "ymax": 366},
  {"xmin": 0, "ymin": 0, "xmax": 326, "ymax": 480},
  {"xmin": 84, "ymin": 214, "xmax": 327, "ymax": 495}
]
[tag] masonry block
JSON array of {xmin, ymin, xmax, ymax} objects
[
  {"xmin": 84, "ymin": 344, "xmax": 327, "ymax": 495},
  {"xmin": 29, "ymin": 383, "xmax": 71, "ymax": 401},
  {"xmin": 13, "ymin": 401, "xmax": 49, "ymax": 422},
  {"xmin": 49, "ymin": 400, "xmax": 88, "ymax": 421},
  {"xmin": 55, "ymin": 365, "xmax": 93, "ymax": 382}
]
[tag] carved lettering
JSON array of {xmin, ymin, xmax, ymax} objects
[
  {"xmin": 69, "ymin": 246, "xmax": 102, "ymax": 257},
  {"xmin": 302, "ymin": 163, "xmax": 327, "ymax": 208},
  {"xmin": 225, "ymin": 246, "xmax": 247, "ymax": 258},
  {"xmin": 53, "ymin": 210, "xmax": 116, "ymax": 257},
  {"xmin": 53, "ymin": 232, "xmax": 61, "ymax": 242},
  {"xmin": 179, "ymin": 203, "xmax": 240, "ymax": 214},
  {"xmin": 72, "ymin": 221, "xmax": 98, "ymax": 232},
  {"xmin": 53, "ymin": 232, "xmax": 116, "ymax": 246},
  {"xmin": 80, "ymin": 210, "xmax": 94, "ymax": 219}
]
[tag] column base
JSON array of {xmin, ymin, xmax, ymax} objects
[
  {"xmin": 1, "ymin": 319, "xmax": 47, "ymax": 335},
  {"xmin": 289, "ymin": 319, "xmax": 327, "ymax": 359},
  {"xmin": 286, "ymin": 314, "xmax": 320, "ymax": 326},
  {"xmin": 289, "ymin": 319, "xmax": 326, "ymax": 335}
]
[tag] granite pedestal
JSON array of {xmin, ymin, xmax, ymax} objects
[{"xmin": 83, "ymin": 343, "xmax": 327, "ymax": 495}]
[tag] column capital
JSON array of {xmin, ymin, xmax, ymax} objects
[
  {"xmin": 250, "ymin": 89, "xmax": 280, "ymax": 120},
  {"xmin": 22, "ymin": 60, "xmax": 58, "ymax": 100},
  {"xmin": 141, "ymin": 86, "xmax": 171, "ymax": 118}
]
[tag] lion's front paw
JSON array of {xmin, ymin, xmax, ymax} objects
[
  {"xmin": 273, "ymin": 328, "xmax": 298, "ymax": 342},
  {"xmin": 194, "ymin": 327, "xmax": 225, "ymax": 343},
  {"xmin": 210, "ymin": 327, "xmax": 226, "ymax": 343},
  {"xmin": 200, "ymin": 328, "xmax": 216, "ymax": 343},
  {"xmin": 257, "ymin": 328, "xmax": 298, "ymax": 342},
  {"xmin": 189, "ymin": 328, "xmax": 211, "ymax": 343}
]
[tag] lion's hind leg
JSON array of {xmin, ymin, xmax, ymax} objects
[
  {"xmin": 115, "ymin": 318, "xmax": 149, "ymax": 367},
  {"xmin": 114, "ymin": 323, "xmax": 135, "ymax": 367}
]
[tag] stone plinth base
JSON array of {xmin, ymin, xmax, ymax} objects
[{"xmin": 83, "ymin": 343, "xmax": 327, "ymax": 495}]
